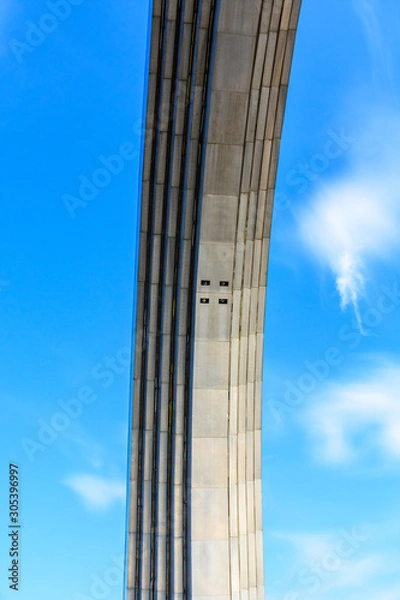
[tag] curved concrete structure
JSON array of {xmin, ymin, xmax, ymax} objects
[{"xmin": 127, "ymin": 1, "xmax": 302, "ymax": 598}]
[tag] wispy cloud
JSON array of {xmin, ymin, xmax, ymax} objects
[
  {"xmin": 269, "ymin": 527, "xmax": 378, "ymax": 600},
  {"xmin": 298, "ymin": 114, "xmax": 400, "ymax": 332},
  {"xmin": 301, "ymin": 358, "xmax": 400, "ymax": 464},
  {"xmin": 352, "ymin": 0, "xmax": 394, "ymax": 96},
  {"xmin": 63, "ymin": 474, "xmax": 126, "ymax": 511}
]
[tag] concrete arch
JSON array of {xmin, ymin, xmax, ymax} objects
[{"xmin": 127, "ymin": 1, "xmax": 302, "ymax": 598}]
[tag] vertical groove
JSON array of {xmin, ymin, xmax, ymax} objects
[{"xmin": 134, "ymin": 1, "xmax": 169, "ymax": 596}]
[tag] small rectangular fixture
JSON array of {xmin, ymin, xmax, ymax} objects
[
  {"xmin": 220, "ymin": 281, "xmax": 229, "ymax": 287},
  {"xmin": 201, "ymin": 280, "xmax": 210, "ymax": 286},
  {"xmin": 218, "ymin": 299, "xmax": 228, "ymax": 304},
  {"xmin": 200, "ymin": 298, "xmax": 209, "ymax": 304}
]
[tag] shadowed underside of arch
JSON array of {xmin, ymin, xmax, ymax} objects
[{"xmin": 127, "ymin": 0, "xmax": 302, "ymax": 598}]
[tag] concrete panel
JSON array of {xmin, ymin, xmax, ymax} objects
[
  {"xmin": 246, "ymin": 89, "xmax": 260, "ymax": 143},
  {"xmin": 250, "ymin": 140, "xmax": 263, "ymax": 190},
  {"xmin": 219, "ymin": 0, "xmax": 262, "ymax": 35},
  {"xmin": 239, "ymin": 531, "xmax": 249, "ymax": 588},
  {"xmin": 252, "ymin": 33, "xmax": 268, "ymax": 90},
  {"xmin": 128, "ymin": 480, "xmax": 137, "ymax": 532},
  {"xmin": 143, "ymin": 482, "xmax": 152, "ymax": 535},
  {"xmin": 172, "ymin": 134, "xmax": 183, "ymax": 187},
  {"xmin": 175, "ymin": 537, "xmax": 184, "ymax": 593},
  {"xmin": 184, "ymin": 0, "xmax": 194, "ymax": 24},
  {"xmin": 282, "ymin": 30, "xmax": 296, "ymax": 84},
  {"xmin": 272, "ymin": 30, "xmax": 288, "ymax": 86},
  {"xmin": 229, "ymin": 436, "xmax": 238, "ymax": 488},
  {"xmin": 200, "ymin": 0, "xmax": 212, "ymax": 29},
  {"xmin": 255, "ymin": 530, "xmax": 264, "ymax": 584},
  {"xmin": 204, "ymin": 144, "xmax": 243, "ymax": 195},
  {"xmin": 143, "ymin": 129, "xmax": 153, "ymax": 181},
  {"xmin": 187, "ymin": 138, "xmax": 199, "ymax": 191},
  {"xmin": 174, "ymin": 488, "xmax": 184, "ymax": 537},
  {"xmin": 256, "ymin": 87, "xmax": 270, "ymax": 141},
  {"xmin": 159, "ymin": 432, "xmax": 168, "ymax": 484},
  {"xmin": 157, "ymin": 131, "xmax": 168, "ymax": 184},
  {"xmin": 192, "ymin": 437, "xmax": 228, "ymax": 488},
  {"xmin": 191, "ymin": 85, "xmax": 204, "ymax": 141},
  {"xmin": 197, "ymin": 242, "xmax": 235, "ymax": 287},
  {"xmin": 275, "ymin": 84, "xmax": 288, "ymax": 138},
  {"xmin": 180, "ymin": 23, "xmax": 192, "ymax": 80},
  {"xmin": 260, "ymin": 2, "xmax": 273, "ymax": 34},
  {"xmin": 200, "ymin": 194, "xmax": 239, "ymax": 243},
  {"xmin": 164, "ymin": 20, "xmax": 176, "ymax": 80},
  {"xmin": 175, "ymin": 80, "xmax": 189, "ymax": 136},
  {"xmin": 149, "ymin": 17, "xmax": 161, "ymax": 75},
  {"xmin": 230, "ymin": 335, "xmax": 239, "ymax": 385},
  {"xmin": 254, "ymin": 190, "xmax": 266, "ymax": 240},
  {"xmin": 174, "ymin": 433, "xmax": 184, "ymax": 485},
  {"xmin": 192, "ymin": 389, "xmax": 228, "ymax": 437},
  {"xmin": 157, "ymin": 534, "xmax": 167, "ymax": 590},
  {"xmin": 237, "ymin": 434, "xmax": 246, "ymax": 484},
  {"xmin": 289, "ymin": 0, "xmax": 302, "ymax": 30},
  {"xmin": 270, "ymin": 0, "xmax": 284, "ymax": 32},
  {"xmin": 230, "ymin": 536, "xmax": 240, "ymax": 592},
  {"xmin": 194, "ymin": 340, "xmax": 230, "ymax": 389},
  {"xmin": 242, "ymin": 142, "xmax": 253, "ymax": 192},
  {"xmin": 175, "ymin": 383, "xmax": 185, "ymax": 435},
  {"xmin": 158, "ymin": 482, "xmax": 167, "ymax": 533},
  {"xmin": 268, "ymin": 138, "xmax": 281, "ymax": 188},
  {"xmin": 143, "ymin": 429, "xmax": 153, "ymax": 481},
  {"xmin": 195, "ymin": 28, "xmax": 208, "ymax": 85},
  {"xmin": 236, "ymin": 195, "xmax": 248, "ymax": 243},
  {"xmin": 263, "ymin": 32, "xmax": 277, "ymax": 87},
  {"xmin": 192, "ymin": 540, "xmax": 230, "ymax": 595},
  {"xmin": 192, "ymin": 487, "xmax": 229, "ymax": 540},
  {"xmin": 167, "ymin": 187, "xmax": 179, "ymax": 238},
  {"xmin": 254, "ymin": 479, "xmax": 263, "ymax": 531},
  {"xmin": 248, "ymin": 531, "xmax": 257, "ymax": 587},
  {"xmin": 160, "ymin": 79, "xmax": 172, "ymax": 133},
  {"xmin": 160, "ymin": 383, "xmax": 169, "ymax": 432},
  {"xmin": 214, "ymin": 34, "xmax": 256, "ymax": 92},
  {"xmin": 237, "ymin": 384, "xmax": 247, "ymax": 433},
  {"xmin": 209, "ymin": 91, "xmax": 249, "ymax": 144}
]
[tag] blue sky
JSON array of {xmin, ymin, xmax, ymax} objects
[
  {"xmin": 263, "ymin": 1, "xmax": 400, "ymax": 600},
  {"xmin": 1, "ymin": 1, "xmax": 399, "ymax": 600}
]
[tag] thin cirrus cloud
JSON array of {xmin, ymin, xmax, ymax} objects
[
  {"xmin": 300, "ymin": 359, "xmax": 400, "ymax": 464},
  {"xmin": 297, "ymin": 114, "xmax": 400, "ymax": 333},
  {"xmin": 352, "ymin": 0, "xmax": 394, "ymax": 94},
  {"xmin": 269, "ymin": 529, "xmax": 381, "ymax": 599},
  {"xmin": 63, "ymin": 474, "xmax": 126, "ymax": 511}
]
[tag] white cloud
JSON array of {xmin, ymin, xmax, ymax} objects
[
  {"xmin": 270, "ymin": 528, "xmax": 381, "ymax": 600},
  {"xmin": 301, "ymin": 359, "xmax": 400, "ymax": 464},
  {"xmin": 298, "ymin": 115, "xmax": 400, "ymax": 332},
  {"xmin": 352, "ymin": 0, "xmax": 394, "ymax": 94},
  {"xmin": 272, "ymin": 530, "xmax": 334, "ymax": 563},
  {"xmin": 63, "ymin": 474, "xmax": 126, "ymax": 511}
]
